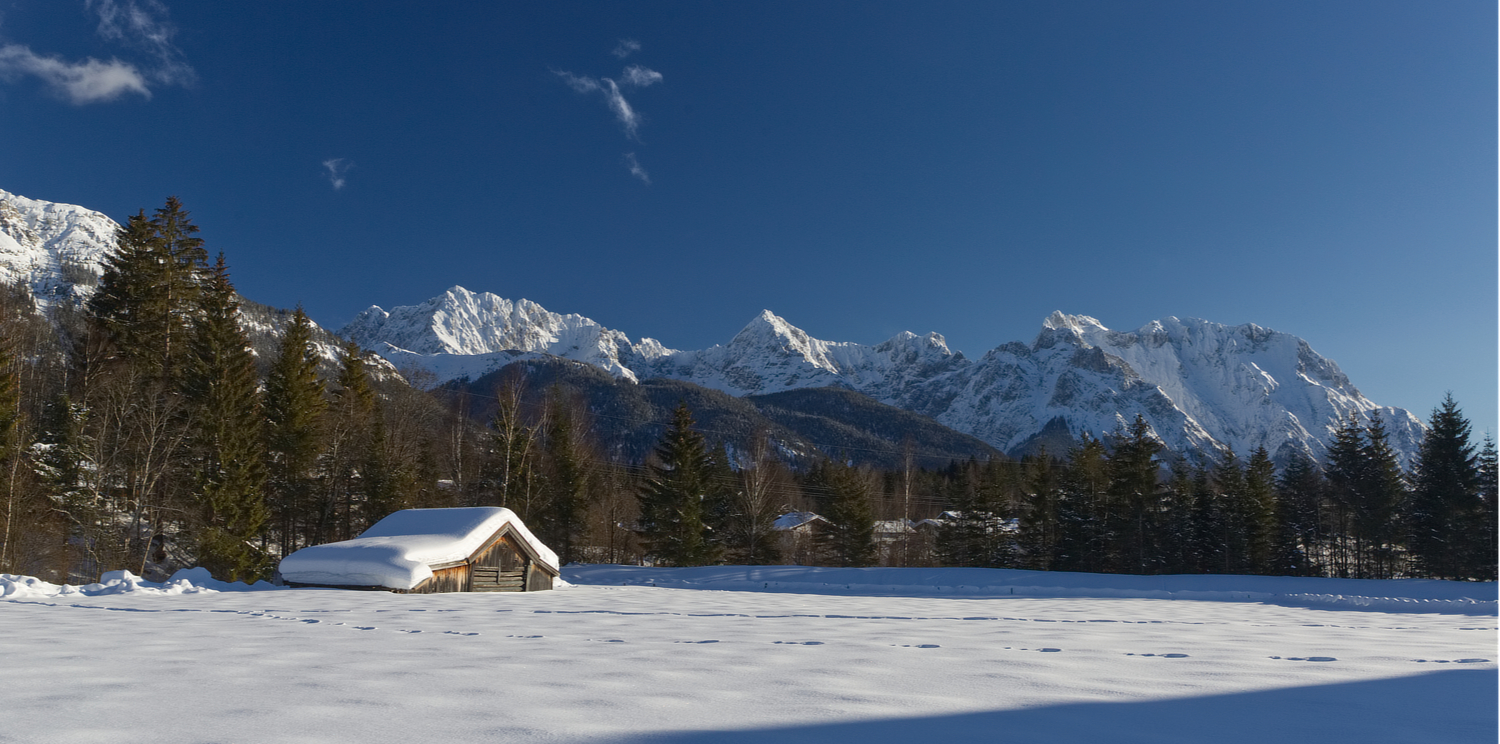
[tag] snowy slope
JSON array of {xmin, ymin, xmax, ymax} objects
[
  {"xmin": 345, "ymin": 290, "xmax": 1426, "ymax": 465},
  {"xmin": 0, "ymin": 188, "xmax": 117, "ymax": 306},
  {"xmin": 0, "ymin": 188, "xmax": 377, "ymax": 377},
  {"xmin": 1, "ymin": 567, "xmax": 1494, "ymax": 744}
]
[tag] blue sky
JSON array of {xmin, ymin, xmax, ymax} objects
[{"xmin": 1, "ymin": 1, "xmax": 1494, "ymax": 437}]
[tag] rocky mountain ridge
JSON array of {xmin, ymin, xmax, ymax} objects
[
  {"xmin": 0, "ymin": 187, "xmax": 1425, "ymax": 467},
  {"xmin": 343, "ymin": 286, "xmax": 1425, "ymax": 466}
]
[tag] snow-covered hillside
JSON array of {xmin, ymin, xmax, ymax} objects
[
  {"xmin": 345, "ymin": 289, "xmax": 1425, "ymax": 465},
  {"xmin": 0, "ymin": 188, "xmax": 117, "ymax": 306},
  {"xmin": 0, "ymin": 188, "xmax": 368, "ymax": 374},
  {"xmin": 1, "ymin": 566, "xmax": 1494, "ymax": 743}
]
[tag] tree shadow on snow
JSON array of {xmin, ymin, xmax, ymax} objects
[{"xmin": 622, "ymin": 669, "xmax": 1496, "ymax": 744}]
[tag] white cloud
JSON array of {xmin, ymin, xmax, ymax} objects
[
  {"xmin": 0, "ymin": 44, "xmax": 149, "ymax": 103},
  {"xmin": 621, "ymin": 65, "xmax": 661, "ymax": 88},
  {"xmin": 86, "ymin": 0, "xmax": 195, "ymax": 86},
  {"xmin": 322, "ymin": 158, "xmax": 352, "ymax": 190},
  {"xmin": 554, "ymin": 69, "xmax": 653, "ymax": 139},
  {"xmin": 624, "ymin": 153, "xmax": 650, "ymax": 184},
  {"xmin": 611, "ymin": 38, "xmax": 641, "ymax": 58}
]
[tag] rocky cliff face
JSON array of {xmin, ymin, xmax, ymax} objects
[{"xmin": 340, "ymin": 289, "xmax": 1426, "ymax": 466}]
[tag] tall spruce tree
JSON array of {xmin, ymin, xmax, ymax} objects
[
  {"xmin": 1357, "ymin": 414, "xmax": 1407, "ymax": 579},
  {"xmin": 1475, "ymin": 436, "xmax": 1498, "ymax": 580},
  {"xmin": 1106, "ymin": 416, "xmax": 1163, "ymax": 574},
  {"xmin": 1243, "ymin": 447, "xmax": 1279, "ymax": 574},
  {"xmin": 1018, "ymin": 450, "xmax": 1062, "ymax": 570},
  {"xmin": 1274, "ymin": 452, "xmax": 1326, "ymax": 577},
  {"xmin": 321, "ymin": 340, "xmax": 377, "ymax": 541},
  {"xmin": 638, "ymin": 403, "xmax": 720, "ymax": 566},
  {"xmin": 813, "ymin": 459, "xmax": 878, "ymax": 567},
  {"xmin": 184, "ymin": 255, "xmax": 268, "ymax": 580},
  {"xmin": 542, "ymin": 386, "xmax": 593, "ymax": 565},
  {"xmin": 262, "ymin": 308, "xmax": 326, "ymax": 556},
  {"xmin": 1407, "ymin": 395, "xmax": 1480, "ymax": 579}
]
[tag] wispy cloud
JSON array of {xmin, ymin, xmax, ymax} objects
[
  {"xmin": 0, "ymin": 0, "xmax": 192, "ymax": 104},
  {"xmin": 554, "ymin": 65, "xmax": 662, "ymax": 139},
  {"xmin": 624, "ymin": 153, "xmax": 650, "ymax": 184},
  {"xmin": 322, "ymin": 158, "xmax": 352, "ymax": 190},
  {"xmin": 621, "ymin": 64, "xmax": 662, "ymax": 88},
  {"xmin": 557, "ymin": 43, "xmax": 664, "ymax": 184},
  {"xmin": 87, "ymin": 0, "xmax": 195, "ymax": 86},
  {"xmin": 0, "ymin": 45, "xmax": 149, "ymax": 103},
  {"xmin": 612, "ymin": 38, "xmax": 641, "ymax": 59}
]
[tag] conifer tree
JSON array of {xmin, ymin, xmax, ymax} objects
[
  {"xmin": 542, "ymin": 386, "xmax": 593, "ymax": 565},
  {"xmin": 184, "ymin": 255, "xmax": 268, "ymax": 580},
  {"xmin": 1106, "ymin": 416, "xmax": 1163, "ymax": 574},
  {"xmin": 1475, "ymin": 436, "xmax": 1498, "ymax": 581},
  {"xmin": 321, "ymin": 340, "xmax": 377, "ymax": 541},
  {"xmin": 1018, "ymin": 449, "xmax": 1062, "ymax": 570},
  {"xmin": 1212, "ymin": 450, "xmax": 1250, "ymax": 574},
  {"xmin": 1054, "ymin": 434, "xmax": 1109, "ymax": 573},
  {"xmin": 1357, "ymin": 414, "xmax": 1407, "ymax": 579},
  {"xmin": 1407, "ymin": 395, "xmax": 1480, "ymax": 579},
  {"xmin": 1243, "ymin": 447, "xmax": 1278, "ymax": 574},
  {"xmin": 813, "ymin": 459, "xmax": 878, "ymax": 567},
  {"xmin": 638, "ymin": 403, "xmax": 720, "ymax": 566},
  {"xmin": 263, "ymin": 308, "xmax": 326, "ymax": 555},
  {"xmin": 1274, "ymin": 452, "xmax": 1326, "ymax": 577}
]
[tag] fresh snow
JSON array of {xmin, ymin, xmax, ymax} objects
[
  {"xmin": 1, "ymin": 566, "xmax": 1493, "ymax": 743},
  {"xmin": 338, "ymin": 288, "xmax": 1427, "ymax": 467},
  {"xmin": 278, "ymin": 507, "xmax": 558, "ymax": 590}
]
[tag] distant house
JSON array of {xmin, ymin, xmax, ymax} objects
[{"xmin": 279, "ymin": 507, "xmax": 559, "ymax": 593}]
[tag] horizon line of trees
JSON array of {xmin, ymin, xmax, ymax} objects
[{"xmin": 0, "ymin": 198, "xmax": 1493, "ymax": 584}]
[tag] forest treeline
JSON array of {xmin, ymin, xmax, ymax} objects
[{"xmin": 0, "ymin": 199, "xmax": 1494, "ymax": 584}]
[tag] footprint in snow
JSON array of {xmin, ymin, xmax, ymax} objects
[
  {"xmin": 773, "ymin": 641, "xmax": 824, "ymax": 646},
  {"xmin": 893, "ymin": 644, "xmax": 941, "ymax": 649},
  {"xmin": 673, "ymin": 640, "xmax": 720, "ymax": 644},
  {"xmin": 1412, "ymin": 658, "xmax": 1491, "ymax": 664},
  {"xmin": 1269, "ymin": 656, "xmax": 1336, "ymax": 662},
  {"xmin": 1125, "ymin": 653, "xmax": 1189, "ymax": 658}
]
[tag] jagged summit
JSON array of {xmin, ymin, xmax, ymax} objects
[
  {"xmin": 0, "ymin": 187, "xmax": 1427, "ymax": 468},
  {"xmin": 338, "ymin": 288, "xmax": 1425, "ymax": 466}
]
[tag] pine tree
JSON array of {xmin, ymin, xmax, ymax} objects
[
  {"xmin": 1018, "ymin": 449, "xmax": 1062, "ymax": 570},
  {"xmin": 90, "ymin": 199, "xmax": 207, "ymax": 381},
  {"xmin": 321, "ymin": 340, "xmax": 377, "ymax": 541},
  {"xmin": 1475, "ymin": 436, "xmax": 1498, "ymax": 580},
  {"xmin": 1106, "ymin": 415, "xmax": 1163, "ymax": 574},
  {"xmin": 183, "ymin": 255, "xmax": 268, "ymax": 580},
  {"xmin": 813, "ymin": 459, "xmax": 878, "ymax": 567},
  {"xmin": 1406, "ymin": 395, "xmax": 1481, "ymax": 579},
  {"xmin": 1323, "ymin": 415, "xmax": 1364, "ymax": 577},
  {"xmin": 541, "ymin": 386, "xmax": 593, "ymax": 565},
  {"xmin": 1213, "ymin": 450, "xmax": 1250, "ymax": 574},
  {"xmin": 1054, "ymin": 434, "xmax": 1109, "ymax": 573},
  {"xmin": 1356, "ymin": 413, "xmax": 1407, "ymax": 579},
  {"xmin": 638, "ymin": 403, "xmax": 720, "ymax": 566},
  {"xmin": 262, "ymin": 308, "xmax": 326, "ymax": 556},
  {"xmin": 1274, "ymin": 452, "xmax": 1326, "ymax": 577},
  {"xmin": 1243, "ymin": 447, "xmax": 1278, "ymax": 574}
]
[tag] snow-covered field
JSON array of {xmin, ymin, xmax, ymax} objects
[{"xmin": 2, "ymin": 566, "xmax": 1494, "ymax": 743}]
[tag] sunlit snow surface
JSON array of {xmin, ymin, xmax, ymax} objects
[{"xmin": 2, "ymin": 566, "xmax": 1494, "ymax": 743}]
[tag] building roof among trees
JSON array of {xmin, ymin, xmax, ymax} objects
[{"xmin": 278, "ymin": 508, "xmax": 558, "ymax": 590}]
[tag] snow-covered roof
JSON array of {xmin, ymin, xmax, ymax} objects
[
  {"xmin": 278, "ymin": 507, "xmax": 558, "ymax": 591},
  {"xmin": 773, "ymin": 511, "xmax": 828, "ymax": 531}
]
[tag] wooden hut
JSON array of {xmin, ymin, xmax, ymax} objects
[{"xmin": 278, "ymin": 507, "xmax": 559, "ymax": 593}]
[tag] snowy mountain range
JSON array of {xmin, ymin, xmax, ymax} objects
[
  {"xmin": 0, "ymin": 187, "xmax": 1425, "ymax": 466},
  {"xmin": 0, "ymin": 188, "xmax": 358, "ymax": 374},
  {"xmin": 344, "ymin": 286, "xmax": 1425, "ymax": 466}
]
